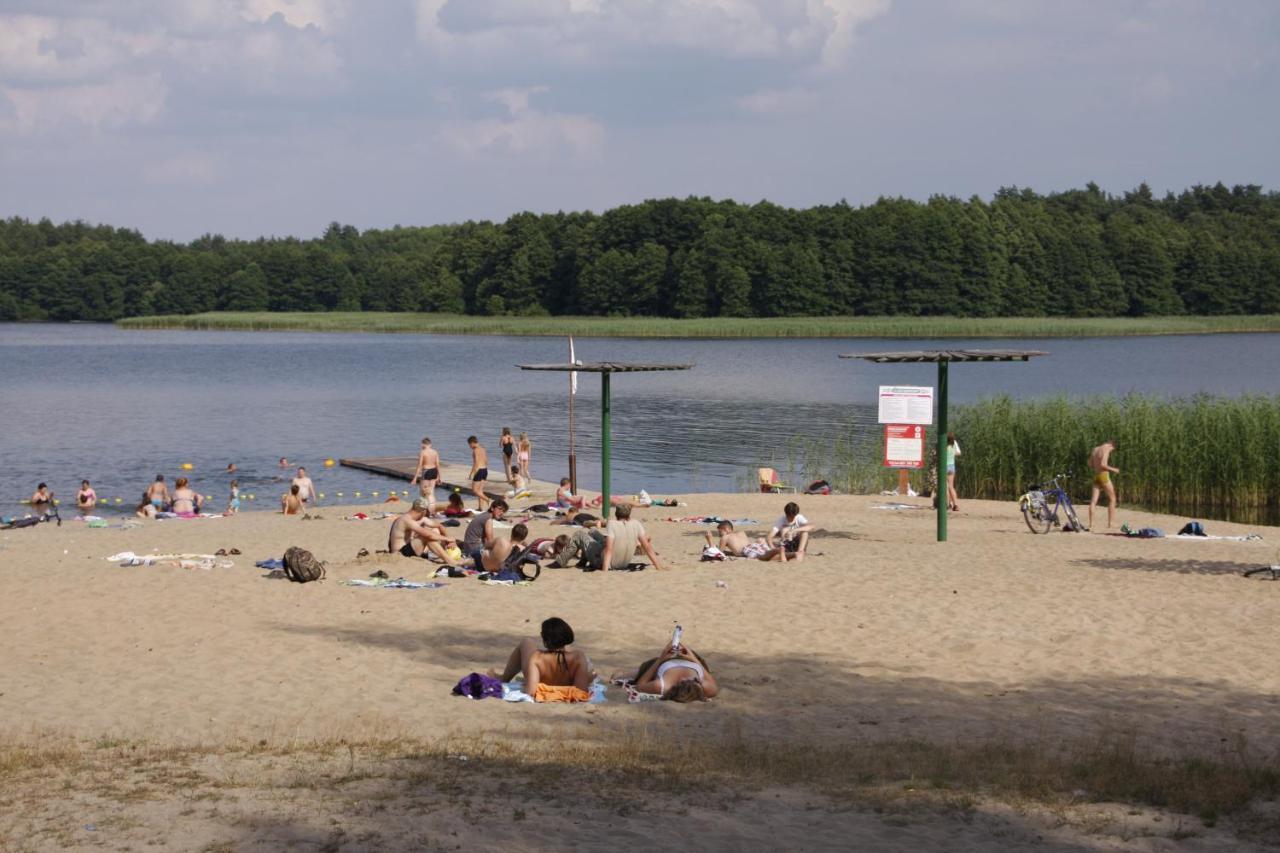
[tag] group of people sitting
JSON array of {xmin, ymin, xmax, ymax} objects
[
  {"xmin": 492, "ymin": 617, "xmax": 719, "ymax": 703},
  {"xmin": 388, "ymin": 496, "xmax": 667, "ymax": 573},
  {"xmin": 703, "ymin": 502, "xmax": 813, "ymax": 562}
]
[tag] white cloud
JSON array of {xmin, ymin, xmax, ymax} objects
[
  {"xmin": 441, "ymin": 86, "xmax": 605, "ymax": 157},
  {"xmin": 142, "ymin": 151, "xmax": 219, "ymax": 184},
  {"xmin": 1, "ymin": 73, "xmax": 168, "ymax": 132},
  {"xmin": 736, "ymin": 86, "xmax": 821, "ymax": 115}
]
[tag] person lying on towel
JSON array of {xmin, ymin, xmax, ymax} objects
[{"xmin": 489, "ymin": 617, "xmax": 594, "ymax": 702}]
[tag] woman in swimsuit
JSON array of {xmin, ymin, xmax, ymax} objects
[
  {"xmin": 628, "ymin": 639, "xmax": 719, "ymax": 702},
  {"xmin": 499, "ymin": 427, "xmax": 515, "ymax": 484},
  {"xmin": 490, "ymin": 617, "xmax": 593, "ymax": 699},
  {"xmin": 170, "ymin": 477, "xmax": 203, "ymax": 516},
  {"xmin": 517, "ymin": 432, "xmax": 532, "ymax": 481},
  {"xmin": 76, "ymin": 480, "xmax": 97, "ymax": 511}
]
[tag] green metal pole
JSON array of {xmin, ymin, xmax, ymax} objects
[
  {"xmin": 601, "ymin": 372, "xmax": 611, "ymax": 514},
  {"xmin": 937, "ymin": 361, "xmax": 949, "ymax": 542}
]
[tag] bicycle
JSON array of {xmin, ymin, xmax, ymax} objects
[{"xmin": 1019, "ymin": 474, "xmax": 1087, "ymax": 534}]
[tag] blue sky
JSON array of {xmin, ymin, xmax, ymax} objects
[{"xmin": 1, "ymin": 0, "xmax": 1276, "ymax": 240}]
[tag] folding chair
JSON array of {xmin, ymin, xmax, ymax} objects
[{"xmin": 758, "ymin": 467, "xmax": 793, "ymax": 494}]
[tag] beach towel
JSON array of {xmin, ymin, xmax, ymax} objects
[
  {"xmin": 255, "ymin": 557, "xmax": 285, "ymax": 570},
  {"xmin": 503, "ymin": 678, "xmax": 608, "ymax": 704},
  {"xmin": 534, "ymin": 684, "xmax": 591, "ymax": 703},
  {"xmin": 343, "ymin": 578, "xmax": 446, "ymax": 589}
]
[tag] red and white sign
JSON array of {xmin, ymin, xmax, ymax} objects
[{"xmin": 884, "ymin": 424, "xmax": 926, "ymax": 469}]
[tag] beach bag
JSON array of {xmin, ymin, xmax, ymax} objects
[
  {"xmin": 1178, "ymin": 521, "xmax": 1207, "ymax": 536},
  {"xmin": 452, "ymin": 672, "xmax": 504, "ymax": 699},
  {"xmin": 282, "ymin": 546, "xmax": 326, "ymax": 583},
  {"xmin": 806, "ymin": 479, "xmax": 831, "ymax": 495},
  {"xmin": 701, "ymin": 545, "xmax": 726, "ymax": 562},
  {"xmin": 1137, "ymin": 527, "xmax": 1165, "ymax": 539}
]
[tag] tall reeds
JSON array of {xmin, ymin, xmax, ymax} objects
[
  {"xmin": 115, "ymin": 311, "xmax": 1280, "ymax": 339},
  {"xmin": 950, "ymin": 395, "xmax": 1280, "ymax": 519}
]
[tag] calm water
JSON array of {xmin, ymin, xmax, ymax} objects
[{"xmin": 2, "ymin": 323, "xmax": 1278, "ymax": 517}]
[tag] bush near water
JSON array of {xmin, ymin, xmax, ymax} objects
[{"xmin": 4, "ymin": 182, "xmax": 1280, "ymax": 322}]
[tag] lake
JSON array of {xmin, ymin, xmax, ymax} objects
[{"xmin": 2, "ymin": 323, "xmax": 1278, "ymax": 519}]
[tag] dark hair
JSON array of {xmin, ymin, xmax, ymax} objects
[
  {"xmin": 156, "ymin": 474, "xmax": 165, "ymax": 482},
  {"xmin": 540, "ymin": 617, "xmax": 574, "ymax": 650},
  {"xmin": 510, "ymin": 522, "xmax": 528, "ymax": 542},
  {"xmin": 663, "ymin": 680, "xmax": 707, "ymax": 703},
  {"xmin": 511, "ymin": 465, "xmax": 520, "ymax": 475},
  {"xmin": 448, "ymin": 492, "xmax": 463, "ymax": 506},
  {"xmin": 467, "ymin": 435, "xmax": 478, "ymax": 444},
  {"xmin": 552, "ymin": 534, "xmax": 570, "ymax": 553},
  {"xmin": 783, "ymin": 501, "xmax": 800, "ymax": 519},
  {"xmin": 81, "ymin": 480, "xmax": 90, "ymax": 487},
  {"xmin": 422, "ymin": 436, "xmax": 431, "ymax": 445},
  {"xmin": 490, "ymin": 498, "xmax": 508, "ymax": 513},
  {"xmin": 297, "ymin": 467, "xmax": 306, "ymax": 474},
  {"xmin": 560, "ymin": 477, "xmax": 571, "ymax": 486},
  {"xmin": 37, "ymin": 482, "xmax": 47, "ymax": 490},
  {"xmin": 230, "ymin": 480, "xmax": 239, "ymax": 488},
  {"xmin": 502, "ymin": 427, "xmax": 511, "ymax": 435},
  {"xmin": 614, "ymin": 503, "xmax": 632, "ymax": 520},
  {"xmin": 718, "ymin": 520, "xmax": 733, "ymax": 531},
  {"xmin": 290, "ymin": 484, "xmax": 300, "ymax": 494},
  {"xmin": 175, "ymin": 477, "xmax": 189, "ymax": 488},
  {"xmin": 947, "ymin": 432, "xmax": 956, "ymax": 445}
]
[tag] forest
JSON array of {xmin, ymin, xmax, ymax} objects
[{"xmin": 1, "ymin": 182, "xmax": 1277, "ymax": 322}]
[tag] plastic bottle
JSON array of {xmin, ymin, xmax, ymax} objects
[{"xmin": 670, "ymin": 624, "xmax": 682, "ymax": 653}]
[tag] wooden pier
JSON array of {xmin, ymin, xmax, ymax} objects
[{"xmin": 339, "ymin": 457, "xmax": 558, "ymax": 502}]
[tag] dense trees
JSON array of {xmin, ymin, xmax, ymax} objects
[{"xmin": 2, "ymin": 183, "xmax": 1278, "ymax": 322}]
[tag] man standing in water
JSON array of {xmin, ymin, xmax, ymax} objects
[
  {"xmin": 292, "ymin": 467, "xmax": 318, "ymax": 509},
  {"xmin": 410, "ymin": 437, "xmax": 441, "ymax": 513},
  {"xmin": 467, "ymin": 435, "xmax": 490, "ymax": 511},
  {"xmin": 1088, "ymin": 440, "xmax": 1120, "ymax": 530}
]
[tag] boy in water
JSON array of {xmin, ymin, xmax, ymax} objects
[
  {"xmin": 1088, "ymin": 439, "xmax": 1120, "ymax": 530},
  {"xmin": 467, "ymin": 435, "xmax": 490, "ymax": 510},
  {"xmin": 410, "ymin": 436, "xmax": 441, "ymax": 512}
]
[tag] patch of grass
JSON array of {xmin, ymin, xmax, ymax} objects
[{"xmin": 114, "ymin": 311, "xmax": 1280, "ymax": 339}]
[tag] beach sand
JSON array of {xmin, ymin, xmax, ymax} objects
[{"xmin": 1, "ymin": 494, "xmax": 1277, "ymax": 850}]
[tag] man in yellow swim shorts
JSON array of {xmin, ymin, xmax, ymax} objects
[{"xmin": 1088, "ymin": 440, "xmax": 1119, "ymax": 530}]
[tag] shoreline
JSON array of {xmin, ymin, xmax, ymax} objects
[{"xmin": 109, "ymin": 311, "xmax": 1280, "ymax": 339}]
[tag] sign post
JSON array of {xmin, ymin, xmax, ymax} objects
[{"xmin": 878, "ymin": 385, "xmax": 933, "ymax": 500}]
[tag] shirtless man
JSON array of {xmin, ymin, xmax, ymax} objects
[
  {"xmin": 410, "ymin": 437, "xmax": 441, "ymax": 512},
  {"xmin": 481, "ymin": 522, "xmax": 530, "ymax": 572},
  {"xmin": 388, "ymin": 498, "xmax": 465, "ymax": 566},
  {"xmin": 291, "ymin": 467, "xmax": 317, "ymax": 508},
  {"xmin": 145, "ymin": 475, "xmax": 170, "ymax": 512},
  {"xmin": 705, "ymin": 520, "xmax": 785, "ymax": 561},
  {"xmin": 1088, "ymin": 439, "xmax": 1120, "ymax": 530},
  {"xmin": 467, "ymin": 435, "xmax": 490, "ymax": 510},
  {"xmin": 281, "ymin": 484, "xmax": 304, "ymax": 515}
]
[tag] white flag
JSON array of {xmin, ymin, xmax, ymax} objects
[{"xmin": 568, "ymin": 336, "xmax": 578, "ymax": 395}]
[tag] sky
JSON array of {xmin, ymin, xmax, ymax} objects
[{"xmin": 0, "ymin": 0, "xmax": 1276, "ymax": 241}]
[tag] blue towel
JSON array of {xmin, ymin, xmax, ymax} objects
[{"xmin": 256, "ymin": 557, "xmax": 285, "ymax": 570}]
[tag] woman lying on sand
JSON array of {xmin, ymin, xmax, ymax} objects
[
  {"xmin": 623, "ymin": 638, "xmax": 719, "ymax": 702},
  {"xmin": 489, "ymin": 617, "xmax": 593, "ymax": 699}
]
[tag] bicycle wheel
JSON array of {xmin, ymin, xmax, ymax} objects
[
  {"xmin": 1021, "ymin": 494, "xmax": 1052, "ymax": 534},
  {"xmin": 1062, "ymin": 501, "xmax": 1087, "ymax": 532}
]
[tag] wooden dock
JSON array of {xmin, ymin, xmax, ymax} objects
[{"xmin": 339, "ymin": 456, "xmax": 558, "ymax": 502}]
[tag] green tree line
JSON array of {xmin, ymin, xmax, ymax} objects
[{"xmin": 2, "ymin": 182, "xmax": 1278, "ymax": 322}]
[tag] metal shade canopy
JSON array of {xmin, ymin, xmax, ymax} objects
[
  {"xmin": 840, "ymin": 349, "xmax": 1048, "ymax": 542},
  {"xmin": 517, "ymin": 362, "xmax": 694, "ymax": 511}
]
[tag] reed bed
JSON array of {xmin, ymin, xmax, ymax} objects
[
  {"xmin": 950, "ymin": 395, "xmax": 1280, "ymax": 518},
  {"xmin": 115, "ymin": 311, "xmax": 1280, "ymax": 339}
]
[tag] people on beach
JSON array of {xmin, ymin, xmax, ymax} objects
[
  {"xmin": 766, "ymin": 501, "xmax": 812, "ymax": 561},
  {"xmin": 442, "ymin": 491, "xmax": 472, "ymax": 518},
  {"xmin": 945, "ymin": 432, "xmax": 962, "ymax": 512},
  {"xmin": 145, "ymin": 475, "xmax": 170, "ymax": 512},
  {"xmin": 30, "ymin": 483, "xmax": 52, "ymax": 511},
  {"xmin": 481, "ymin": 522, "xmax": 530, "ymax": 572},
  {"xmin": 462, "ymin": 498, "xmax": 507, "ymax": 568},
  {"xmin": 1088, "ymin": 439, "xmax": 1120, "ymax": 530},
  {"xmin": 505, "ymin": 466, "xmax": 528, "ymax": 498},
  {"xmin": 135, "ymin": 493, "xmax": 157, "ymax": 519},
  {"xmin": 291, "ymin": 467, "xmax": 317, "ymax": 508},
  {"xmin": 467, "ymin": 435, "xmax": 490, "ymax": 510},
  {"xmin": 490, "ymin": 617, "xmax": 594, "ymax": 701},
  {"xmin": 170, "ymin": 477, "xmax": 203, "ymax": 516},
  {"xmin": 705, "ymin": 520, "xmax": 784, "ymax": 561},
  {"xmin": 517, "ymin": 432, "xmax": 532, "ymax": 481},
  {"xmin": 226, "ymin": 480, "xmax": 240, "ymax": 516},
  {"xmin": 389, "ymin": 498, "xmax": 465, "ymax": 565},
  {"xmin": 624, "ymin": 636, "xmax": 718, "ymax": 702},
  {"xmin": 410, "ymin": 437, "xmax": 441, "ymax": 511},
  {"xmin": 555, "ymin": 477, "xmax": 586, "ymax": 509},
  {"xmin": 499, "ymin": 427, "xmax": 515, "ymax": 484},
  {"xmin": 281, "ymin": 484, "xmax": 303, "ymax": 515},
  {"xmin": 76, "ymin": 480, "xmax": 96, "ymax": 512},
  {"xmin": 552, "ymin": 504, "xmax": 665, "ymax": 571}
]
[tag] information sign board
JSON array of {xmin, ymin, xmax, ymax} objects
[
  {"xmin": 884, "ymin": 424, "xmax": 926, "ymax": 469},
  {"xmin": 877, "ymin": 385, "xmax": 934, "ymax": 425}
]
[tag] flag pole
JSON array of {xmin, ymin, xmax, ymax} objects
[{"xmin": 568, "ymin": 337, "xmax": 577, "ymax": 494}]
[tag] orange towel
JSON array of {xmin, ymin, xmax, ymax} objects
[{"xmin": 534, "ymin": 684, "xmax": 591, "ymax": 703}]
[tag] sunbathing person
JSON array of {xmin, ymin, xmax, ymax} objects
[
  {"xmin": 388, "ymin": 498, "xmax": 465, "ymax": 565},
  {"xmin": 555, "ymin": 478, "xmax": 587, "ymax": 509},
  {"xmin": 281, "ymin": 484, "xmax": 303, "ymax": 515},
  {"xmin": 441, "ymin": 492, "xmax": 473, "ymax": 518},
  {"xmin": 705, "ymin": 520, "xmax": 784, "ymax": 561},
  {"xmin": 489, "ymin": 617, "xmax": 593, "ymax": 700},
  {"xmin": 170, "ymin": 478, "xmax": 203, "ymax": 516},
  {"xmin": 480, "ymin": 522, "xmax": 530, "ymax": 572},
  {"xmin": 135, "ymin": 493, "xmax": 157, "ymax": 519},
  {"xmin": 625, "ymin": 637, "xmax": 719, "ymax": 702}
]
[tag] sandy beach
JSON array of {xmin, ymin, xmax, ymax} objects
[{"xmin": 2, "ymin": 493, "xmax": 1278, "ymax": 850}]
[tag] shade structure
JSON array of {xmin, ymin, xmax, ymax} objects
[
  {"xmin": 517, "ymin": 362, "xmax": 694, "ymax": 512},
  {"xmin": 840, "ymin": 349, "xmax": 1048, "ymax": 542}
]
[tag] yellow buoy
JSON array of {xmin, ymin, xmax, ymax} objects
[
  {"xmin": 248, "ymin": 494, "xmax": 255, "ymax": 500},
  {"xmin": 355, "ymin": 491, "xmax": 362, "ymax": 497},
  {"xmin": 324, "ymin": 459, "xmax": 336, "ymax": 467},
  {"xmin": 52, "ymin": 499, "xmax": 60, "ymax": 505},
  {"xmin": 336, "ymin": 492, "xmax": 344, "ymax": 497},
  {"xmin": 318, "ymin": 493, "xmax": 326, "ymax": 499},
  {"xmin": 372, "ymin": 491, "xmax": 380, "ymax": 497},
  {"xmin": 181, "ymin": 463, "xmax": 193, "ymax": 470},
  {"xmin": 114, "ymin": 497, "xmax": 123, "ymax": 504}
]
